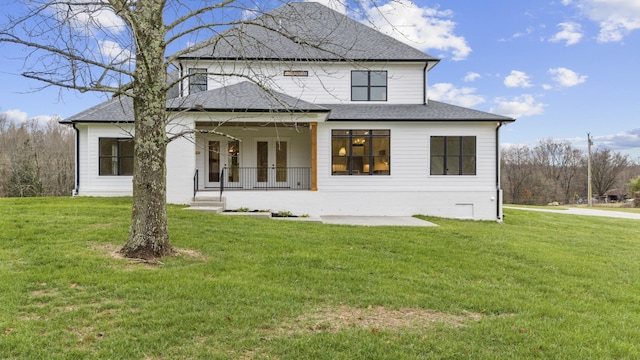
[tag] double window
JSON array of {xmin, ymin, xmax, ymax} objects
[
  {"xmin": 430, "ymin": 136, "xmax": 476, "ymax": 175},
  {"xmin": 351, "ymin": 71, "xmax": 387, "ymax": 101},
  {"xmin": 99, "ymin": 138, "xmax": 134, "ymax": 176},
  {"xmin": 188, "ymin": 68, "xmax": 207, "ymax": 94},
  {"xmin": 332, "ymin": 130, "xmax": 390, "ymax": 175}
]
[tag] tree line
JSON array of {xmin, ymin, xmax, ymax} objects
[
  {"xmin": 0, "ymin": 114, "xmax": 74, "ymax": 197},
  {"xmin": 501, "ymin": 138, "xmax": 640, "ymax": 205}
]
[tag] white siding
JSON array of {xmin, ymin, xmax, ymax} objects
[
  {"xmin": 79, "ymin": 123, "xmax": 134, "ymax": 197},
  {"xmin": 166, "ymin": 118, "xmax": 196, "ymax": 204},
  {"xmin": 316, "ymin": 121, "xmax": 497, "ymax": 192},
  {"xmin": 222, "ymin": 121, "xmax": 502, "ymax": 220},
  {"xmin": 76, "ymin": 120, "xmax": 198, "ymax": 205},
  {"xmin": 179, "ymin": 60, "xmax": 427, "ymax": 104}
]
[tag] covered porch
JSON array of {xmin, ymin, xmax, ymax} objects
[{"xmin": 192, "ymin": 121, "xmax": 317, "ymax": 195}]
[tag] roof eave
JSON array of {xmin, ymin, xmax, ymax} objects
[
  {"xmin": 176, "ymin": 56, "xmax": 438, "ymax": 63},
  {"xmin": 326, "ymin": 118, "xmax": 516, "ymax": 122},
  {"xmin": 167, "ymin": 107, "xmax": 329, "ymax": 113}
]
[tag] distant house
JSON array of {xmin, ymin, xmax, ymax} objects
[
  {"xmin": 603, "ymin": 189, "xmax": 627, "ymax": 202},
  {"xmin": 61, "ymin": 2, "xmax": 515, "ymax": 221}
]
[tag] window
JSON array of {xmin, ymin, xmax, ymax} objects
[
  {"xmin": 99, "ymin": 138, "xmax": 134, "ymax": 176},
  {"xmin": 351, "ymin": 71, "xmax": 387, "ymax": 101},
  {"xmin": 430, "ymin": 136, "xmax": 476, "ymax": 175},
  {"xmin": 332, "ymin": 130, "xmax": 390, "ymax": 175},
  {"xmin": 188, "ymin": 68, "xmax": 207, "ymax": 94}
]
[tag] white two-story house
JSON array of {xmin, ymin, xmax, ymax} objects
[{"xmin": 62, "ymin": 2, "xmax": 515, "ymax": 221}]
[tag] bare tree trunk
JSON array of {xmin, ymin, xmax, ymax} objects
[{"xmin": 120, "ymin": 1, "xmax": 174, "ymax": 259}]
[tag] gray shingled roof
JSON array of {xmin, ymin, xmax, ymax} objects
[
  {"xmin": 323, "ymin": 101, "xmax": 515, "ymax": 122},
  {"xmin": 63, "ymin": 92, "xmax": 514, "ymax": 123},
  {"xmin": 179, "ymin": 2, "xmax": 439, "ymax": 62},
  {"xmin": 62, "ymin": 82, "xmax": 328, "ymax": 123},
  {"xmin": 167, "ymin": 81, "xmax": 328, "ymax": 112},
  {"xmin": 61, "ymin": 95, "xmax": 134, "ymax": 123}
]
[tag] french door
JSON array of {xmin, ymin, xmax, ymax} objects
[
  {"xmin": 256, "ymin": 139, "xmax": 288, "ymax": 186},
  {"xmin": 206, "ymin": 139, "xmax": 240, "ymax": 187}
]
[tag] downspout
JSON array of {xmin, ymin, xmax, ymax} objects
[
  {"xmin": 72, "ymin": 123, "xmax": 80, "ymax": 196},
  {"xmin": 495, "ymin": 122, "xmax": 504, "ymax": 222},
  {"xmin": 423, "ymin": 61, "xmax": 428, "ymax": 105}
]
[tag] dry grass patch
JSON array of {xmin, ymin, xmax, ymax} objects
[
  {"xmin": 89, "ymin": 243, "xmax": 207, "ymax": 268},
  {"xmin": 278, "ymin": 305, "xmax": 481, "ymax": 334}
]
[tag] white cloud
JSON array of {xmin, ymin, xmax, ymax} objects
[
  {"xmin": 565, "ymin": 0, "xmax": 640, "ymax": 42},
  {"xmin": 549, "ymin": 67, "xmax": 587, "ymax": 87},
  {"xmin": 362, "ymin": 0, "xmax": 471, "ymax": 60},
  {"xmin": 504, "ymin": 70, "xmax": 533, "ymax": 88},
  {"xmin": 98, "ymin": 40, "xmax": 132, "ymax": 64},
  {"xmin": 2, "ymin": 109, "xmax": 29, "ymax": 124},
  {"xmin": 464, "ymin": 72, "xmax": 481, "ymax": 82},
  {"xmin": 429, "ymin": 83, "xmax": 485, "ymax": 107},
  {"xmin": 491, "ymin": 94, "xmax": 545, "ymax": 118},
  {"xmin": 1, "ymin": 110, "xmax": 54, "ymax": 126},
  {"xmin": 51, "ymin": 1, "xmax": 126, "ymax": 35},
  {"xmin": 549, "ymin": 22, "xmax": 583, "ymax": 45},
  {"xmin": 595, "ymin": 128, "xmax": 640, "ymax": 149},
  {"xmin": 512, "ymin": 26, "xmax": 535, "ymax": 39}
]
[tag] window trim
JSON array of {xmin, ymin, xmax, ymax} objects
[
  {"xmin": 98, "ymin": 138, "xmax": 134, "ymax": 176},
  {"xmin": 188, "ymin": 68, "xmax": 207, "ymax": 94},
  {"xmin": 430, "ymin": 136, "xmax": 476, "ymax": 176},
  {"xmin": 351, "ymin": 70, "xmax": 387, "ymax": 102},
  {"xmin": 331, "ymin": 130, "xmax": 390, "ymax": 176}
]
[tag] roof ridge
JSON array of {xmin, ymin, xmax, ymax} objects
[{"xmin": 176, "ymin": 1, "xmax": 438, "ymax": 62}]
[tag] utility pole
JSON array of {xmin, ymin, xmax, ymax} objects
[{"xmin": 587, "ymin": 132, "xmax": 593, "ymax": 207}]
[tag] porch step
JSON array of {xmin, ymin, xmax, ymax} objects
[
  {"xmin": 187, "ymin": 195, "xmax": 226, "ymax": 213},
  {"xmin": 185, "ymin": 205, "xmax": 224, "ymax": 214}
]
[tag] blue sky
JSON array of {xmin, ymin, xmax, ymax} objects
[{"xmin": 1, "ymin": 0, "xmax": 639, "ymax": 158}]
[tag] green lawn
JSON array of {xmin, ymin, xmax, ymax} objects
[{"xmin": 1, "ymin": 197, "xmax": 639, "ymax": 359}]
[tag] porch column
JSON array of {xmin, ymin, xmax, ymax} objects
[
  {"xmin": 311, "ymin": 122, "xmax": 318, "ymax": 191},
  {"xmin": 166, "ymin": 118, "xmax": 197, "ymax": 204}
]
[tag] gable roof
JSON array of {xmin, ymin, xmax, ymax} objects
[
  {"xmin": 324, "ymin": 101, "xmax": 515, "ymax": 122},
  {"xmin": 179, "ymin": 2, "xmax": 439, "ymax": 63},
  {"xmin": 62, "ymin": 81, "xmax": 328, "ymax": 123}
]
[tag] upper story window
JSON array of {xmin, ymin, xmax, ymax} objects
[
  {"xmin": 430, "ymin": 136, "xmax": 476, "ymax": 175},
  {"xmin": 189, "ymin": 68, "xmax": 207, "ymax": 94},
  {"xmin": 332, "ymin": 130, "xmax": 390, "ymax": 175},
  {"xmin": 351, "ymin": 71, "xmax": 387, "ymax": 101},
  {"xmin": 99, "ymin": 138, "xmax": 134, "ymax": 176}
]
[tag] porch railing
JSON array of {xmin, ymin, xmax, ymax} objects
[{"xmin": 220, "ymin": 166, "xmax": 311, "ymax": 191}]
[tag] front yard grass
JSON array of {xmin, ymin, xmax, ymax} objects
[{"xmin": 1, "ymin": 197, "xmax": 639, "ymax": 359}]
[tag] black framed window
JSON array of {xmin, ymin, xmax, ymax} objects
[
  {"xmin": 351, "ymin": 71, "xmax": 387, "ymax": 101},
  {"xmin": 189, "ymin": 68, "xmax": 207, "ymax": 94},
  {"xmin": 99, "ymin": 138, "xmax": 134, "ymax": 176},
  {"xmin": 430, "ymin": 136, "xmax": 476, "ymax": 175},
  {"xmin": 332, "ymin": 130, "xmax": 390, "ymax": 175}
]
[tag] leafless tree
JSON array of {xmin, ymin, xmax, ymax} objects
[
  {"xmin": 1, "ymin": 1, "xmax": 373, "ymax": 259},
  {"xmin": 590, "ymin": 147, "xmax": 629, "ymax": 197},
  {"xmin": 0, "ymin": 117, "xmax": 74, "ymax": 197},
  {"xmin": 501, "ymin": 145, "xmax": 542, "ymax": 204},
  {"xmin": 532, "ymin": 139, "xmax": 584, "ymax": 204}
]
